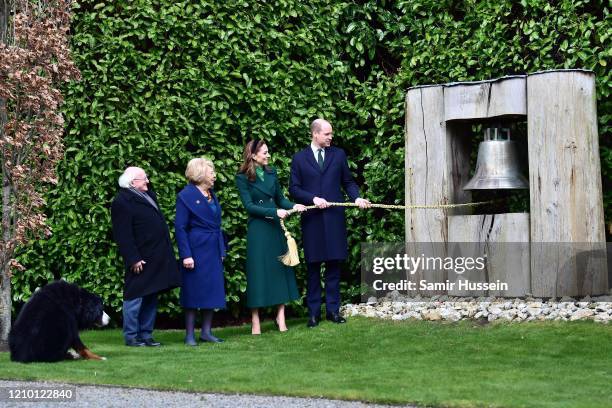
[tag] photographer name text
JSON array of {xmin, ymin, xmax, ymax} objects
[{"xmin": 372, "ymin": 279, "xmax": 508, "ymax": 291}]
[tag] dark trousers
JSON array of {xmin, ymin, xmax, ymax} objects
[
  {"xmin": 306, "ymin": 260, "xmax": 341, "ymax": 318},
  {"xmin": 123, "ymin": 293, "xmax": 158, "ymax": 342}
]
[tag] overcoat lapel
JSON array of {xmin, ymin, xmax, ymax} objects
[
  {"xmin": 250, "ymin": 168, "xmax": 275, "ymax": 197},
  {"xmin": 181, "ymin": 184, "xmax": 221, "ymax": 225},
  {"xmin": 123, "ymin": 189, "xmax": 161, "ymax": 215},
  {"xmin": 303, "ymin": 146, "xmax": 333, "ymax": 173},
  {"xmin": 303, "ymin": 147, "xmax": 321, "ymax": 173}
]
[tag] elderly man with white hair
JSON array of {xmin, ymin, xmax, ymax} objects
[{"xmin": 111, "ymin": 166, "xmax": 180, "ymax": 347}]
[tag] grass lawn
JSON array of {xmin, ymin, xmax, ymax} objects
[{"xmin": 0, "ymin": 317, "xmax": 610, "ymax": 407}]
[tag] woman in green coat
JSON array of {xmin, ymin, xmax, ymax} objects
[{"xmin": 236, "ymin": 140, "xmax": 306, "ymax": 334}]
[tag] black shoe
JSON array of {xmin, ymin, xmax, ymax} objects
[
  {"xmin": 139, "ymin": 338, "xmax": 161, "ymax": 347},
  {"xmin": 125, "ymin": 339, "xmax": 146, "ymax": 347},
  {"xmin": 326, "ymin": 313, "xmax": 346, "ymax": 324},
  {"xmin": 199, "ymin": 335, "xmax": 224, "ymax": 343},
  {"xmin": 307, "ymin": 316, "xmax": 320, "ymax": 328}
]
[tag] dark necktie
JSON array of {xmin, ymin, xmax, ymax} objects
[{"xmin": 317, "ymin": 148, "xmax": 324, "ymax": 169}]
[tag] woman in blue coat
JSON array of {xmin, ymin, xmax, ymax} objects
[{"xmin": 175, "ymin": 158, "xmax": 226, "ymax": 346}]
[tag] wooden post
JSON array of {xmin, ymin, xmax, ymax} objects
[
  {"xmin": 406, "ymin": 85, "xmax": 447, "ymax": 243},
  {"xmin": 444, "ymin": 76, "xmax": 527, "ymax": 121},
  {"xmin": 448, "ymin": 214, "xmax": 530, "ymax": 297},
  {"xmin": 405, "ymin": 86, "xmax": 450, "ymax": 294},
  {"xmin": 527, "ymin": 70, "xmax": 608, "ymax": 296}
]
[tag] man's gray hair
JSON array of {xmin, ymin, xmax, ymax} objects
[{"xmin": 118, "ymin": 167, "xmax": 144, "ymax": 188}]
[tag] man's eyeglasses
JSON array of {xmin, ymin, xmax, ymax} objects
[{"xmin": 133, "ymin": 177, "xmax": 149, "ymax": 182}]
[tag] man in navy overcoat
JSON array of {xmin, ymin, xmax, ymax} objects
[{"xmin": 289, "ymin": 119, "xmax": 370, "ymax": 327}]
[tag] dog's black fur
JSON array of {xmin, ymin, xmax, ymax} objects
[{"xmin": 9, "ymin": 280, "xmax": 108, "ymax": 362}]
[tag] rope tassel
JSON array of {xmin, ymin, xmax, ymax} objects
[
  {"xmin": 278, "ymin": 201, "xmax": 494, "ymax": 267},
  {"xmin": 279, "ymin": 229, "xmax": 300, "ymax": 266}
]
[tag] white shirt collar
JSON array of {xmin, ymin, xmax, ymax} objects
[{"xmin": 310, "ymin": 142, "xmax": 325, "ymax": 159}]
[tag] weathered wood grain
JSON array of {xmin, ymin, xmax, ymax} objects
[
  {"xmin": 527, "ymin": 70, "xmax": 607, "ymax": 296},
  {"xmin": 405, "ymin": 86, "xmax": 448, "ymax": 294},
  {"xmin": 448, "ymin": 214, "xmax": 530, "ymax": 297},
  {"xmin": 444, "ymin": 76, "xmax": 527, "ymax": 121}
]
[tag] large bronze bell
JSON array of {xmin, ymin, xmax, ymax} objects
[{"xmin": 463, "ymin": 127, "xmax": 528, "ymax": 190}]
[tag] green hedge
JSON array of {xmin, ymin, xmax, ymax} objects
[{"xmin": 14, "ymin": 0, "xmax": 611, "ymax": 317}]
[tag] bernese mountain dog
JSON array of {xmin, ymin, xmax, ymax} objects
[{"xmin": 9, "ymin": 280, "xmax": 110, "ymax": 362}]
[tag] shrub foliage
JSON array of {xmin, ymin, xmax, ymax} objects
[{"xmin": 13, "ymin": 0, "xmax": 611, "ymax": 317}]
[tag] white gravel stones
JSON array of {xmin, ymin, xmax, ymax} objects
[
  {"xmin": 342, "ymin": 294, "xmax": 612, "ymax": 324},
  {"xmin": 0, "ymin": 380, "xmax": 405, "ymax": 408}
]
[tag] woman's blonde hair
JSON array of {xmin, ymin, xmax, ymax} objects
[{"xmin": 185, "ymin": 157, "xmax": 214, "ymax": 184}]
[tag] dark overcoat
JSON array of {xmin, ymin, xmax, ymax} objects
[
  {"xmin": 235, "ymin": 166, "xmax": 299, "ymax": 308},
  {"xmin": 289, "ymin": 146, "xmax": 360, "ymax": 263},
  {"xmin": 175, "ymin": 184, "xmax": 226, "ymax": 309},
  {"xmin": 111, "ymin": 188, "xmax": 180, "ymax": 300}
]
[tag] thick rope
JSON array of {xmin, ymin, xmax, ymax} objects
[{"xmin": 278, "ymin": 200, "xmax": 493, "ymax": 266}]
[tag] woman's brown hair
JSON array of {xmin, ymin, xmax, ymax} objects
[{"xmin": 238, "ymin": 139, "xmax": 268, "ymax": 181}]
